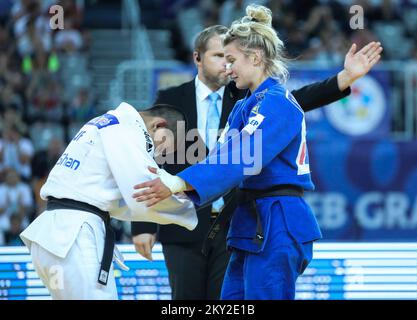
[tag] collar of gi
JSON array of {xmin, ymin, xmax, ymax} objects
[{"xmin": 244, "ymin": 77, "xmax": 281, "ymax": 105}]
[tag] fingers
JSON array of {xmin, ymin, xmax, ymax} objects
[
  {"xmin": 148, "ymin": 166, "xmax": 158, "ymax": 174},
  {"xmin": 134, "ymin": 243, "xmax": 147, "ymax": 258},
  {"xmin": 146, "ymin": 198, "xmax": 162, "ymax": 207},
  {"xmin": 132, "ymin": 187, "xmax": 163, "ymax": 205},
  {"xmin": 367, "ymin": 46, "xmax": 383, "ymax": 62},
  {"xmin": 368, "ymin": 54, "xmax": 381, "ymax": 68},
  {"xmin": 133, "ymin": 239, "xmax": 153, "ymax": 261},
  {"xmin": 358, "ymin": 41, "xmax": 377, "ymax": 56},
  {"xmin": 132, "ymin": 187, "xmax": 164, "ymax": 201},
  {"xmin": 143, "ymin": 242, "xmax": 153, "ymax": 261},
  {"xmin": 134, "ymin": 181, "xmax": 153, "ymax": 190},
  {"xmin": 132, "ymin": 188, "xmax": 155, "ymax": 198},
  {"xmin": 135, "ymin": 194, "xmax": 155, "ymax": 202},
  {"xmin": 136, "ymin": 244, "xmax": 152, "ymax": 260},
  {"xmin": 133, "ymin": 178, "xmax": 160, "ymax": 190},
  {"xmin": 347, "ymin": 43, "xmax": 356, "ymax": 56}
]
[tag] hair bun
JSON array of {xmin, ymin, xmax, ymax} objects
[{"xmin": 246, "ymin": 4, "xmax": 272, "ymax": 27}]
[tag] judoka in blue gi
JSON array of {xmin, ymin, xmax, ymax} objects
[{"xmin": 132, "ymin": 4, "xmax": 382, "ymax": 300}]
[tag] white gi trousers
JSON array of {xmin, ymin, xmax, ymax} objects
[{"xmin": 21, "ymin": 210, "xmax": 118, "ymax": 300}]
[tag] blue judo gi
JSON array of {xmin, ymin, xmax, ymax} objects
[{"xmin": 178, "ymin": 77, "xmax": 322, "ymax": 300}]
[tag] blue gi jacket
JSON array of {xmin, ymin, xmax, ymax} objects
[{"xmin": 179, "ymin": 77, "xmax": 322, "ymax": 252}]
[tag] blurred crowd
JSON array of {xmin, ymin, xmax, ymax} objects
[
  {"xmin": 0, "ymin": 0, "xmax": 101, "ymax": 245},
  {"xmin": 152, "ymin": 0, "xmax": 417, "ymax": 64}
]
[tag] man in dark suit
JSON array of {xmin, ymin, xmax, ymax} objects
[{"xmin": 131, "ymin": 25, "xmax": 382, "ymax": 300}]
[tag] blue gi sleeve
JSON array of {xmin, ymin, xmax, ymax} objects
[{"xmin": 178, "ymin": 90, "xmax": 304, "ymax": 206}]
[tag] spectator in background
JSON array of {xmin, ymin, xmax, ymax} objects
[
  {"xmin": 54, "ymin": 18, "xmax": 84, "ymax": 53},
  {"xmin": 0, "ymin": 23, "xmax": 12, "ymax": 53},
  {"xmin": 26, "ymin": 68, "xmax": 63, "ymax": 122},
  {"xmin": 67, "ymin": 87, "xmax": 97, "ymax": 125},
  {"xmin": 305, "ymin": 27, "xmax": 349, "ymax": 65},
  {"xmin": 0, "ymin": 123, "xmax": 34, "ymax": 181},
  {"xmin": 0, "ymin": 84, "xmax": 24, "ymax": 114},
  {"xmin": 0, "ymin": 52, "xmax": 23, "ymax": 85},
  {"xmin": 0, "ymin": 167, "xmax": 34, "ymax": 244},
  {"xmin": 58, "ymin": 0, "xmax": 84, "ymax": 29},
  {"xmin": 31, "ymin": 137, "xmax": 64, "ymax": 215},
  {"xmin": 350, "ymin": 28, "xmax": 379, "ymax": 54},
  {"xmin": 367, "ymin": 0, "xmax": 402, "ymax": 26},
  {"xmin": 0, "ymin": 53, "xmax": 25, "ymax": 114},
  {"xmin": 412, "ymin": 44, "xmax": 417, "ymax": 61},
  {"xmin": 219, "ymin": 0, "xmax": 246, "ymax": 27},
  {"xmin": 32, "ymin": 137, "xmax": 64, "ymax": 181},
  {"xmin": 14, "ymin": 1, "xmax": 52, "ymax": 57},
  {"xmin": 0, "ymin": 0, "xmax": 14, "ymax": 24},
  {"xmin": 0, "ymin": 106, "xmax": 27, "ymax": 137},
  {"xmin": 5, "ymin": 214, "xmax": 24, "ymax": 245}
]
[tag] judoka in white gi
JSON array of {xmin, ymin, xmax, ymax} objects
[{"xmin": 20, "ymin": 102, "xmax": 197, "ymax": 300}]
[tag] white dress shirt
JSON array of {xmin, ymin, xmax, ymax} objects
[{"xmin": 195, "ymin": 77, "xmax": 226, "ymax": 213}]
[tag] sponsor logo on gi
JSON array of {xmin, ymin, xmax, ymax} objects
[{"xmin": 56, "ymin": 153, "xmax": 81, "ymax": 170}]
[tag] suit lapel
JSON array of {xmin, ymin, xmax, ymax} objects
[
  {"xmin": 220, "ymin": 85, "xmax": 236, "ymax": 128},
  {"xmin": 182, "ymin": 80, "xmax": 198, "ymax": 130},
  {"xmin": 181, "ymin": 80, "xmax": 208, "ymax": 159}
]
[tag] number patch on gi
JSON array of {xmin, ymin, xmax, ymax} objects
[{"xmin": 243, "ymin": 114, "xmax": 265, "ymax": 135}]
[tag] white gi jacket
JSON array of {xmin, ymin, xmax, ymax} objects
[{"xmin": 21, "ymin": 102, "xmax": 197, "ymax": 259}]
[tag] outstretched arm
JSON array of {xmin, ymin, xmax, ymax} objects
[
  {"xmin": 337, "ymin": 41, "xmax": 382, "ymax": 91},
  {"xmin": 293, "ymin": 41, "xmax": 383, "ymax": 112}
]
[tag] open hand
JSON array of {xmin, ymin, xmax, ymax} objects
[
  {"xmin": 132, "ymin": 167, "xmax": 173, "ymax": 207},
  {"xmin": 344, "ymin": 41, "xmax": 383, "ymax": 82}
]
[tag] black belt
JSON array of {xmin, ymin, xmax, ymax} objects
[
  {"xmin": 201, "ymin": 185, "xmax": 304, "ymax": 256},
  {"xmin": 46, "ymin": 197, "xmax": 115, "ymax": 286}
]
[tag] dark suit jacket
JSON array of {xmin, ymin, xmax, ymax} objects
[{"xmin": 131, "ymin": 75, "xmax": 350, "ymax": 244}]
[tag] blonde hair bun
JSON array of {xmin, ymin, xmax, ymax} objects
[{"xmin": 245, "ymin": 4, "xmax": 272, "ymax": 27}]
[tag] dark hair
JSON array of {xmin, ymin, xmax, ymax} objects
[
  {"xmin": 194, "ymin": 25, "xmax": 228, "ymax": 55},
  {"xmin": 143, "ymin": 104, "xmax": 187, "ymax": 144}
]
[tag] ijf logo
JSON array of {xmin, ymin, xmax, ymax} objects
[{"xmin": 325, "ymin": 76, "xmax": 386, "ymax": 136}]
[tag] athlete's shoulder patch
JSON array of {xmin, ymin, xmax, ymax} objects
[{"xmin": 87, "ymin": 114, "xmax": 119, "ymax": 129}]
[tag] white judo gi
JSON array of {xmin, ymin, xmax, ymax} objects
[{"xmin": 20, "ymin": 102, "xmax": 197, "ymax": 300}]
